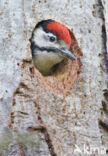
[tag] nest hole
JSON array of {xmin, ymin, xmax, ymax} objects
[{"xmin": 30, "ymin": 20, "xmax": 83, "ymax": 95}]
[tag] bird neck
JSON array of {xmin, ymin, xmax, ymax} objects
[{"xmin": 32, "ymin": 45, "xmax": 63, "ymax": 75}]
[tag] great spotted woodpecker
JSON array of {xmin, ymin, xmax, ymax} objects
[{"xmin": 30, "ymin": 19, "xmax": 76, "ymax": 76}]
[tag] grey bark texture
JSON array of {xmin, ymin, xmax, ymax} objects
[{"xmin": 0, "ymin": 0, "xmax": 108, "ymax": 155}]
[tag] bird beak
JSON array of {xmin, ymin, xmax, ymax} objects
[{"xmin": 59, "ymin": 48, "xmax": 76, "ymax": 60}]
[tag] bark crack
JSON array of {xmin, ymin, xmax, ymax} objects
[
  {"xmin": 27, "ymin": 101, "xmax": 57, "ymax": 156},
  {"xmin": 98, "ymin": 1, "xmax": 108, "ymax": 151},
  {"xmin": 98, "ymin": 0, "xmax": 108, "ymax": 114},
  {"xmin": 98, "ymin": 0, "xmax": 108, "ymax": 72},
  {"xmin": 19, "ymin": 144, "xmax": 25, "ymax": 156}
]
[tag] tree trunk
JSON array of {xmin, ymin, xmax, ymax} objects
[{"xmin": 0, "ymin": 0, "xmax": 108, "ymax": 155}]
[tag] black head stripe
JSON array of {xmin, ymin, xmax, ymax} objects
[
  {"xmin": 35, "ymin": 20, "xmax": 58, "ymax": 37},
  {"xmin": 31, "ymin": 42, "xmax": 59, "ymax": 53},
  {"xmin": 35, "ymin": 19, "xmax": 54, "ymax": 32}
]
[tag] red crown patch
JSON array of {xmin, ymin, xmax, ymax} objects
[{"xmin": 47, "ymin": 22, "xmax": 71, "ymax": 46}]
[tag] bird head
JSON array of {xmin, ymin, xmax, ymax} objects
[{"xmin": 30, "ymin": 19, "xmax": 76, "ymax": 76}]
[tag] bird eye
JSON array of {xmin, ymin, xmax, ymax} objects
[{"xmin": 50, "ymin": 36, "xmax": 56, "ymax": 42}]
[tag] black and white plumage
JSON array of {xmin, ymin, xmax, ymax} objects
[{"xmin": 30, "ymin": 20, "xmax": 76, "ymax": 76}]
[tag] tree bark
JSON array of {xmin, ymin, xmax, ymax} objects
[{"xmin": 0, "ymin": 0, "xmax": 108, "ymax": 155}]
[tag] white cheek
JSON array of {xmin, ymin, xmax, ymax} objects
[
  {"xmin": 32, "ymin": 27, "xmax": 60, "ymax": 48},
  {"xmin": 33, "ymin": 28, "xmax": 46, "ymax": 47}
]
